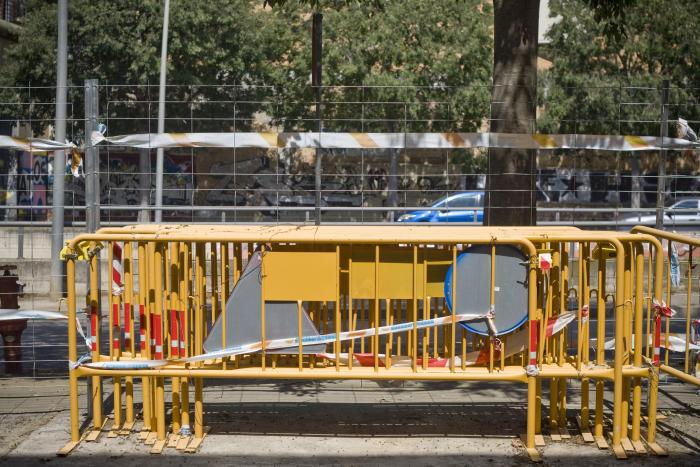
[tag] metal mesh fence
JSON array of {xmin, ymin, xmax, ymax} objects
[{"xmin": 0, "ymin": 82, "xmax": 698, "ymax": 378}]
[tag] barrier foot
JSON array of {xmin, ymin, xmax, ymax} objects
[
  {"xmin": 525, "ymin": 447, "xmax": 541, "ymax": 462},
  {"xmin": 575, "ymin": 416, "xmax": 594, "ymax": 443},
  {"xmin": 107, "ymin": 423, "xmax": 120, "ymax": 438},
  {"xmin": 594, "ymin": 436, "xmax": 608, "ymax": 450},
  {"xmin": 534, "ymin": 434, "xmax": 546, "ymax": 447},
  {"xmin": 57, "ymin": 440, "xmax": 79, "ymax": 456},
  {"xmin": 185, "ymin": 427, "xmax": 209, "ymax": 453},
  {"xmin": 519, "ymin": 435, "xmax": 541, "ymax": 462},
  {"xmin": 144, "ymin": 432, "xmax": 158, "ymax": 445},
  {"xmin": 150, "ymin": 439, "xmax": 166, "ymax": 454},
  {"xmin": 119, "ymin": 420, "xmax": 136, "ymax": 434},
  {"xmin": 620, "ymin": 437, "xmax": 634, "ymax": 452},
  {"xmin": 558, "ymin": 427, "xmax": 571, "ymax": 439},
  {"xmin": 138, "ymin": 429, "xmax": 150, "ymax": 440},
  {"xmin": 176, "ymin": 436, "xmax": 191, "ymax": 451},
  {"xmin": 85, "ymin": 419, "xmax": 107, "ymax": 442},
  {"xmin": 644, "ymin": 439, "xmax": 668, "ymax": 456},
  {"xmin": 631, "ymin": 439, "xmax": 646, "ymax": 453},
  {"xmin": 167, "ymin": 434, "xmax": 180, "ymax": 448},
  {"xmin": 612, "ymin": 443, "xmax": 627, "ymax": 459},
  {"xmin": 549, "ymin": 432, "xmax": 561, "ymax": 441}
]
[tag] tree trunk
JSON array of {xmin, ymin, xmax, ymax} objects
[{"xmin": 485, "ymin": 0, "xmax": 539, "ymax": 226}]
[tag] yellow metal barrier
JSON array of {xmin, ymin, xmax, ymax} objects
[{"xmin": 58, "ymin": 225, "xmax": 677, "ymax": 460}]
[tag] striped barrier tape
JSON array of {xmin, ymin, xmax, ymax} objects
[
  {"xmin": 0, "ymin": 135, "xmax": 75, "ymax": 152},
  {"xmin": 80, "ymin": 310, "xmax": 580, "ymax": 371},
  {"xmin": 90, "ymin": 131, "xmax": 700, "ymax": 152},
  {"xmin": 653, "ymin": 299, "xmax": 675, "ymax": 366},
  {"xmin": 82, "ymin": 311, "xmax": 489, "ymax": 370}
]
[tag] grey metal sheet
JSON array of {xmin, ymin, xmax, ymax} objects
[
  {"xmin": 204, "ymin": 251, "xmax": 325, "ymax": 354},
  {"xmin": 444, "ymin": 244, "xmax": 528, "ymax": 336}
]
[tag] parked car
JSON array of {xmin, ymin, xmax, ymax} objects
[
  {"xmin": 397, "ymin": 191, "xmax": 484, "ymax": 223},
  {"xmin": 621, "ymin": 198, "xmax": 700, "ymax": 226}
]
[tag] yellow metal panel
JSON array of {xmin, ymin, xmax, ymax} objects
[
  {"xmin": 349, "ymin": 246, "xmax": 450, "ymax": 299},
  {"xmin": 263, "ymin": 250, "xmax": 337, "ymax": 301}
]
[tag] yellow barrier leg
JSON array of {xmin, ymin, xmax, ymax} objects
[
  {"xmin": 525, "ymin": 376, "xmax": 540, "ymax": 461},
  {"xmin": 59, "ymin": 255, "xmax": 80, "ymax": 455},
  {"xmin": 549, "ymin": 378, "xmax": 560, "ymax": 439},
  {"xmin": 88, "ymin": 244, "xmax": 104, "ymax": 440}
]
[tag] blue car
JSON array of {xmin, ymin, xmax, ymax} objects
[{"xmin": 397, "ymin": 192, "xmax": 484, "ymax": 223}]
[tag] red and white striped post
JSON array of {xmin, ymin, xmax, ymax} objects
[
  {"xmin": 529, "ymin": 320, "xmax": 538, "ymax": 367},
  {"xmin": 111, "ymin": 243, "xmax": 124, "ymax": 352}
]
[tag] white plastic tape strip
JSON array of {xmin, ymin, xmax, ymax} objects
[
  {"xmin": 81, "ymin": 312, "xmax": 489, "ymax": 369},
  {"xmin": 91, "ymin": 131, "xmax": 700, "ymax": 152}
]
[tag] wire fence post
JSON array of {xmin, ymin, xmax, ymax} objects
[
  {"xmin": 312, "ymin": 12, "xmax": 323, "ymax": 225},
  {"xmin": 50, "ymin": 0, "xmax": 68, "ymax": 299},
  {"xmin": 655, "ymin": 79, "xmax": 670, "ymax": 230},
  {"xmin": 155, "ymin": 0, "xmax": 171, "ymax": 223},
  {"xmin": 84, "ymin": 79, "xmax": 99, "ymax": 233}
]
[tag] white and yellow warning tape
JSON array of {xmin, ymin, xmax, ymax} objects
[{"xmin": 91, "ymin": 131, "xmax": 699, "ymax": 151}]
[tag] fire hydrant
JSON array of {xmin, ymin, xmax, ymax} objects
[{"xmin": 0, "ymin": 265, "xmax": 26, "ymax": 374}]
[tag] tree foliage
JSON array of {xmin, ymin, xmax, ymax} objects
[
  {"xmin": 539, "ymin": 0, "xmax": 700, "ymax": 135},
  {"xmin": 0, "ymin": 0, "xmax": 493, "ymax": 137}
]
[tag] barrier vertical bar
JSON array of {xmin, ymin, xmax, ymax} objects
[
  {"xmin": 153, "ymin": 243, "xmax": 166, "ymax": 446},
  {"xmin": 611, "ymin": 239, "xmax": 626, "ymax": 457},
  {"xmin": 450, "ymin": 245, "xmax": 457, "ymax": 372},
  {"xmin": 489, "ymin": 244, "xmax": 495, "ymax": 373},
  {"xmin": 194, "ymin": 243, "xmax": 205, "ymax": 442},
  {"xmin": 89, "ymin": 242, "xmax": 103, "ymax": 431},
  {"xmin": 260, "ymin": 244, "xmax": 266, "ymax": 370},
  {"xmin": 138, "ymin": 242, "xmax": 152, "ymax": 436},
  {"xmin": 210, "ymin": 243, "xmax": 218, "ymax": 327},
  {"xmin": 685, "ymin": 246, "xmax": 693, "ymax": 373},
  {"xmin": 67, "ymin": 254, "xmax": 80, "ymax": 443},
  {"xmin": 111, "ymin": 242, "xmax": 123, "ymax": 432},
  {"xmin": 374, "ymin": 245, "xmax": 379, "ymax": 372},
  {"xmin": 631, "ymin": 243, "xmax": 645, "ymax": 449},
  {"xmin": 335, "ymin": 245, "xmax": 341, "ymax": 371},
  {"xmin": 594, "ymin": 243, "xmax": 607, "ymax": 447},
  {"xmin": 297, "ymin": 300, "xmax": 303, "ymax": 371},
  {"xmin": 123, "ymin": 241, "xmax": 135, "ymax": 430},
  {"xmin": 526, "ymin": 245, "xmax": 539, "ymax": 458},
  {"xmin": 412, "ymin": 245, "xmax": 418, "ymax": 372},
  {"xmin": 620, "ymin": 243, "xmax": 632, "ymax": 444},
  {"xmin": 580, "ymin": 242, "xmax": 591, "ymax": 432},
  {"xmin": 549, "ymin": 246, "xmax": 560, "ymax": 436},
  {"xmin": 170, "ymin": 242, "xmax": 181, "ymax": 439},
  {"xmin": 179, "ymin": 242, "xmax": 191, "ymax": 442}
]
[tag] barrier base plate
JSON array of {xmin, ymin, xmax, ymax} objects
[
  {"xmin": 525, "ymin": 447, "xmax": 541, "ymax": 462},
  {"xmin": 534, "ymin": 434, "xmax": 546, "ymax": 446},
  {"xmin": 150, "ymin": 439, "xmax": 166, "ymax": 454},
  {"xmin": 85, "ymin": 419, "xmax": 107, "ymax": 442},
  {"xmin": 176, "ymin": 436, "xmax": 190, "ymax": 451},
  {"xmin": 595, "ymin": 436, "xmax": 609, "ymax": 450},
  {"xmin": 644, "ymin": 440, "xmax": 668, "ymax": 456},
  {"xmin": 576, "ymin": 416, "xmax": 594, "ymax": 443},
  {"xmin": 620, "ymin": 437, "xmax": 634, "ymax": 452},
  {"xmin": 167, "ymin": 434, "xmax": 179, "ymax": 448},
  {"xmin": 57, "ymin": 440, "xmax": 79, "ymax": 457},
  {"xmin": 185, "ymin": 427, "xmax": 210, "ymax": 453},
  {"xmin": 631, "ymin": 439, "xmax": 646, "ymax": 453},
  {"xmin": 612, "ymin": 443, "xmax": 627, "ymax": 459},
  {"xmin": 120, "ymin": 420, "xmax": 136, "ymax": 434},
  {"xmin": 144, "ymin": 432, "xmax": 158, "ymax": 445}
]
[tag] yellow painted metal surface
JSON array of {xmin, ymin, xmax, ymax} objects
[{"xmin": 59, "ymin": 223, "xmax": 698, "ymax": 458}]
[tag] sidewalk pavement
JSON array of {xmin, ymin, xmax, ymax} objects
[{"xmin": 0, "ymin": 375, "xmax": 698, "ymax": 466}]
